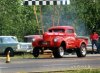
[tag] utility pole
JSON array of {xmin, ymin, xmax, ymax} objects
[
  {"xmin": 52, "ymin": 5, "xmax": 55, "ymax": 27},
  {"xmin": 33, "ymin": 6, "xmax": 40, "ymax": 34},
  {"xmin": 40, "ymin": 5, "xmax": 44, "ymax": 34}
]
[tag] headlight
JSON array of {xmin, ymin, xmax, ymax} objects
[
  {"xmin": 32, "ymin": 38, "xmax": 36, "ymax": 42},
  {"xmin": 17, "ymin": 44, "xmax": 20, "ymax": 49},
  {"xmin": 54, "ymin": 38, "xmax": 58, "ymax": 42}
]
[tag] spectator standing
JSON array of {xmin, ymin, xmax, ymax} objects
[{"xmin": 90, "ymin": 30, "xmax": 99, "ymax": 54}]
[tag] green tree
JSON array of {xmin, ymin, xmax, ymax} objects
[
  {"xmin": 0, "ymin": 0, "xmax": 40, "ymax": 41},
  {"xmin": 72, "ymin": 0, "xmax": 100, "ymax": 33}
]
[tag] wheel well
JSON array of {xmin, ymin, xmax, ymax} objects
[
  {"xmin": 80, "ymin": 42, "xmax": 87, "ymax": 49},
  {"xmin": 81, "ymin": 42, "xmax": 86, "ymax": 46},
  {"xmin": 4, "ymin": 47, "xmax": 13, "ymax": 53},
  {"xmin": 4, "ymin": 47, "xmax": 15, "ymax": 57},
  {"xmin": 61, "ymin": 41, "xmax": 66, "ymax": 50}
]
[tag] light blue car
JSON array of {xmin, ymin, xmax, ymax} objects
[
  {"xmin": 0, "ymin": 36, "xmax": 33, "ymax": 56},
  {"xmin": 0, "ymin": 36, "xmax": 18, "ymax": 56}
]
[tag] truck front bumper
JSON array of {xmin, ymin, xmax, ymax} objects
[{"xmin": 32, "ymin": 40, "xmax": 60, "ymax": 47}]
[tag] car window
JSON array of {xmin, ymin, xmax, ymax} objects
[
  {"xmin": 24, "ymin": 37, "xmax": 33, "ymax": 42},
  {"xmin": 0, "ymin": 38, "xmax": 2, "ymax": 43},
  {"xmin": 2, "ymin": 37, "xmax": 18, "ymax": 43},
  {"xmin": 88, "ymin": 38, "xmax": 91, "ymax": 44}
]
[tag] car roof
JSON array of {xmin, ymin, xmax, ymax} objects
[
  {"xmin": 24, "ymin": 35, "xmax": 42, "ymax": 38},
  {"xmin": 0, "ymin": 36, "xmax": 16, "ymax": 38}
]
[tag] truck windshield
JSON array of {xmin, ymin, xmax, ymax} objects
[{"xmin": 49, "ymin": 29, "xmax": 65, "ymax": 33}]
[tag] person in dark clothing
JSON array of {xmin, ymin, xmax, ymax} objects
[{"xmin": 90, "ymin": 30, "xmax": 99, "ymax": 54}]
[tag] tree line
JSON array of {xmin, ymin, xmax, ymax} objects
[{"xmin": 0, "ymin": 0, "xmax": 100, "ymax": 41}]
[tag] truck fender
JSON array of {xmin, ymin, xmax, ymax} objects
[
  {"xmin": 53, "ymin": 36, "xmax": 66, "ymax": 47},
  {"xmin": 78, "ymin": 40, "xmax": 87, "ymax": 48}
]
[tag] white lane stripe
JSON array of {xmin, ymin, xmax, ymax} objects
[
  {"xmin": 42, "ymin": 63, "xmax": 79, "ymax": 67},
  {"xmin": 0, "ymin": 67, "xmax": 8, "ymax": 69}
]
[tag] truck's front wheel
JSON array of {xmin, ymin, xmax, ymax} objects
[
  {"xmin": 32, "ymin": 47, "xmax": 40, "ymax": 58},
  {"xmin": 53, "ymin": 46, "xmax": 64, "ymax": 58},
  {"xmin": 76, "ymin": 44, "xmax": 87, "ymax": 57}
]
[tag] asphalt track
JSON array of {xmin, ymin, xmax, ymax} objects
[{"xmin": 0, "ymin": 54, "xmax": 100, "ymax": 73}]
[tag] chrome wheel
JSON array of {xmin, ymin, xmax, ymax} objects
[
  {"xmin": 59, "ymin": 46, "xmax": 64, "ymax": 57},
  {"xmin": 81, "ymin": 45, "xmax": 86, "ymax": 56},
  {"xmin": 76, "ymin": 44, "xmax": 87, "ymax": 57},
  {"xmin": 52, "ymin": 46, "xmax": 64, "ymax": 58}
]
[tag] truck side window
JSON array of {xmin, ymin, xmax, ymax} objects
[{"xmin": 67, "ymin": 29, "xmax": 74, "ymax": 33}]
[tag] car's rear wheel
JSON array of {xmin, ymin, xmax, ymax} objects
[
  {"xmin": 4, "ymin": 48, "xmax": 14, "ymax": 57},
  {"xmin": 76, "ymin": 44, "xmax": 87, "ymax": 57},
  {"xmin": 52, "ymin": 46, "xmax": 64, "ymax": 58}
]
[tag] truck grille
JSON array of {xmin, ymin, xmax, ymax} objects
[{"xmin": 38, "ymin": 41, "xmax": 50, "ymax": 45}]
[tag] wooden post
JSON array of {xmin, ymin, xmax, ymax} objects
[{"xmin": 40, "ymin": 5, "xmax": 44, "ymax": 34}]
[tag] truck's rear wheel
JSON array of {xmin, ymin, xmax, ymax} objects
[
  {"xmin": 76, "ymin": 44, "xmax": 87, "ymax": 57},
  {"xmin": 53, "ymin": 46, "xmax": 64, "ymax": 58},
  {"xmin": 32, "ymin": 47, "xmax": 40, "ymax": 58}
]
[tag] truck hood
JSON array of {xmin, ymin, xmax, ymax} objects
[{"xmin": 44, "ymin": 32, "xmax": 65, "ymax": 36}]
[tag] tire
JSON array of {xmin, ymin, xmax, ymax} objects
[
  {"xmin": 52, "ymin": 46, "xmax": 64, "ymax": 58},
  {"xmin": 76, "ymin": 44, "xmax": 87, "ymax": 57},
  {"xmin": 4, "ymin": 48, "xmax": 14, "ymax": 57},
  {"xmin": 32, "ymin": 47, "xmax": 40, "ymax": 58},
  {"xmin": 40, "ymin": 47, "xmax": 44, "ymax": 54}
]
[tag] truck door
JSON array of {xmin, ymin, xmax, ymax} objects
[{"xmin": 65, "ymin": 29, "xmax": 76, "ymax": 48}]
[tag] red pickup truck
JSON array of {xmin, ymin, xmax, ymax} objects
[{"xmin": 32, "ymin": 26, "xmax": 88, "ymax": 58}]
